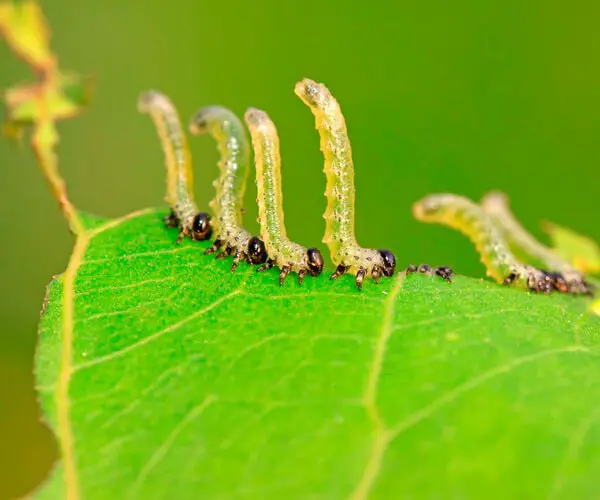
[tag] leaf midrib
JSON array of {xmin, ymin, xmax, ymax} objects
[{"xmin": 54, "ymin": 208, "xmax": 153, "ymax": 500}]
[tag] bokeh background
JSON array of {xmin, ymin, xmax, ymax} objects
[{"xmin": 1, "ymin": 0, "xmax": 599, "ymax": 497}]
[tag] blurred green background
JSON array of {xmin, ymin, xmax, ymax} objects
[{"xmin": 1, "ymin": 0, "xmax": 599, "ymax": 497}]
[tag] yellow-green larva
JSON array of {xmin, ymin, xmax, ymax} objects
[
  {"xmin": 244, "ymin": 107, "xmax": 324, "ymax": 286},
  {"xmin": 138, "ymin": 90, "xmax": 212, "ymax": 243},
  {"xmin": 189, "ymin": 106, "xmax": 267, "ymax": 272},
  {"xmin": 481, "ymin": 191, "xmax": 592, "ymax": 295},
  {"xmin": 294, "ymin": 78, "xmax": 396, "ymax": 290},
  {"xmin": 413, "ymin": 193, "xmax": 579, "ymax": 293}
]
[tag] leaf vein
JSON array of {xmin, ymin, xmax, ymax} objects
[
  {"xmin": 349, "ymin": 272, "xmax": 405, "ymax": 500},
  {"xmin": 127, "ymin": 394, "xmax": 217, "ymax": 498},
  {"xmin": 72, "ymin": 290, "xmax": 242, "ymax": 372},
  {"xmin": 547, "ymin": 400, "xmax": 600, "ymax": 500}
]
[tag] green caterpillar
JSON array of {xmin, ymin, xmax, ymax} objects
[
  {"xmin": 481, "ymin": 191, "xmax": 592, "ymax": 294},
  {"xmin": 141, "ymin": 83, "xmax": 593, "ymax": 297},
  {"xmin": 189, "ymin": 106, "xmax": 267, "ymax": 272},
  {"xmin": 244, "ymin": 107, "xmax": 324, "ymax": 286},
  {"xmin": 294, "ymin": 79, "xmax": 397, "ymax": 290},
  {"xmin": 138, "ymin": 90, "xmax": 212, "ymax": 242},
  {"xmin": 413, "ymin": 193, "xmax": 592, "ymax": 294}
]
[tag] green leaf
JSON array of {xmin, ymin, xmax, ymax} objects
[{"xmin": 35, "ymin": 208, "xmax": 600, "ymax": 499}]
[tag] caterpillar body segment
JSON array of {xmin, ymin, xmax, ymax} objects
[
  {"xmin": 293, "ymin": 79, "xmax": 356, "ymax": 257},
  {"xmin": 294, "ymin": 78, "xmax": 396, "ymax": 290},
  {"xmin": 413, "ymin": 194, "xmax": 565, "ymax": 293},
  {"xmin": 189, "ymin": 106, "xmax": 267, "ymax": 271},
  {"xmin": 481, "ymin": 192, "xmax": 593, "ymax": 295},
  {"xmin": 138, "ymin": 90, "xmax": 212, "ymax": 243},
  {"xmin": 244, "ymin": 107, "xmax": 324, "ymax": 285}
]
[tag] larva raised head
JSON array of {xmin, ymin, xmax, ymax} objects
[
  {"xmin": 295, "ymin": 78, "xmax": 397, "ymax": 290},
  {"xmin": 244, "ymin": 107, "xmax": 324, "ymax": 286},
  {"xmin": 138, "ymin": 90, "xmax": 212, "ymax": 243},
  {"xmin": 188, "ymin": 105, "xmax": 267, "ymax": 272}
]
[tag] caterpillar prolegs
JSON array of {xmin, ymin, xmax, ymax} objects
[{"xmin": 138, "ymin": 91, "xmax": 212, "ymax": 243}]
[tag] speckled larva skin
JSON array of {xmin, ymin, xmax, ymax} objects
[
  {"xmin": 189, "ymin": 106, "xmax": 266, "ymax": 269},
  {"xmin": 138, "ymin": 91, "xmax": 211, "ymax": 242},
  {"xmin": 244, "ymin": 108, "xmax": 323, "ymax": 284},
  {"xmin": 294, "ymin": 79, "xmax": 395, "ymax": 287},
  {"xmin": 413, "ymin": 194, "xmax": 553, "ymax": 292},
  {"xmin": 190, "ymin": 106, "xmax": 248, "ymax": 231},
  {"xmin": 481, "ymin": 191, "xmax": 592, "ymax": 294},
  {"xmin": 138, "ymin": 91, "xmax": 196, "ymax": 224}
]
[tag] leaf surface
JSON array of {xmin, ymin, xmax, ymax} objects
[{"xmin": 35, "ymin": 209, "xmax": 600, "ymax": 499}]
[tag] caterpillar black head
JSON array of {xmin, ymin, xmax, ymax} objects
[
  {"xmin": 378, "ymin": 249, "xmax": 396, "ymax": 277},
  {"xmin": 546, "ymin": 271, "xmax": 568, "ymax": 293},
  {"xmin": 247, "ymin": 236, "xmax": 268, "ymax": 265},
  {"xmin": 191, "ymin": 212, "xmax": 213, "ymax": 241},
  {"xmin": 307, "ymin": 248, "xmax": 324, "ymax": 277}
]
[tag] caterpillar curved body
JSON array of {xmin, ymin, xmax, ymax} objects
[
  {"xmin": 244, "ymin": 108, "xmax": 324, "ymax": 285},
  {"xmin": 481, "ymin": 191, "xmax": 592, "ymax": 295},
  {"xmin": 413, "ymin": 194, "xmax": 579, "ymax": 294},
  {"xmin": 138, "ymin": 91, "xmax": 212, "ymax": 242},
  {"xmin": 189, "ymin": 106, "xmax": 267, "ymax": 271},
  {"xmin": 294, "ymin": 79, "xmax": 396, "ymax": 290}
]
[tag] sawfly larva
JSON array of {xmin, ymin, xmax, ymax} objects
[
  {"xmin": 413, "ymin": 193, "xmax": 577, "ymax": 294},
  {"xmin": 244, "ymin": 107, "xmax": 324, "ymax": 286},
  {"xmin": 481, "ymin": 191, "xmax": 593, "ymax": 295},
  {"xmin": 138, "ymin": 90, "xmax": 212, "ymax": 243},
  {"xmin": 294, "ymin": 78, "xmax": 396, "ymax": 290},
  {"xmin": 189, "ymin": 106, "xmax": 267, "ymax": 272}
]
